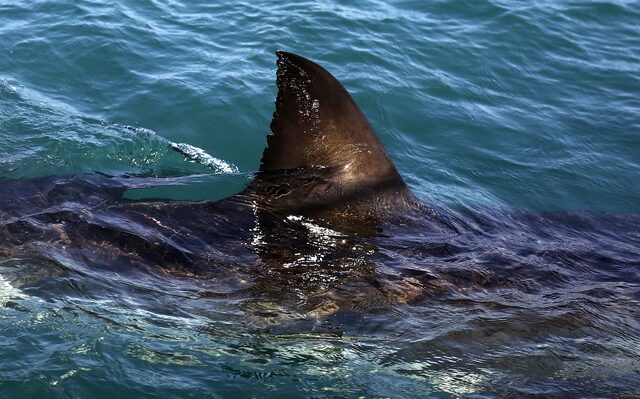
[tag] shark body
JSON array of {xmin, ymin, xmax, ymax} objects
[{"xmin": 0, "ymin": 52, "xmax": 637, "ymax": 320}]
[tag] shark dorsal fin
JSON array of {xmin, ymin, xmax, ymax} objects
[
  {"xmin": 250, "ymin": 51, "xmax": 416, "ymax": 220},
  {"xmin": 260, "ymin": 51, "xmax": 403, "ymax": 186}
]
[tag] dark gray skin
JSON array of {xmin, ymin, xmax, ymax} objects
[
  {"xmin": 2, "ymin": 52, "xmax": 636, "ymax": 324},
  {"xmin": 261, "ymin": 52, "xmax": 404, "ymax": 183}
]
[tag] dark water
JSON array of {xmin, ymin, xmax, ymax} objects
[{"xmin": 1, "ymin": 1, "xmax": 639, "ymax": 398}]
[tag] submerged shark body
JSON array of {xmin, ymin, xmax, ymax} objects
[{"xmin": 0, "ymin": 52, "xmax": 638, "ymax": 322}]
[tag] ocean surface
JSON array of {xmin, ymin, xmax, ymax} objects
[{"xmin": 1, "ymin": 1, "xmax": 639, "ymax": 398}]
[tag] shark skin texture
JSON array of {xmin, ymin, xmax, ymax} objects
[{"xmin": 0, "ymin": 52, "xmax": 638, "ymax": 324}]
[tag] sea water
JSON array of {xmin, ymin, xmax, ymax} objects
[{"xmin": 0, "ymin": 1, "xmax": 639, "ymax": 398}]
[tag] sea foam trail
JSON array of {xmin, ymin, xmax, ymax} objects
[
  {"xmin": 125, "ymin": 125, "xmax": 239, "ymax": 174},
  {"xmin": 169, "ymin": 142, "xmax": 239, "ymax": 174}
]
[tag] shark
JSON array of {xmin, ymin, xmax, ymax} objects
[
  {"xmin": 0, "ymin": 51, "xmax": 637, "ymax": 322},
  {"xmin": 1, "ymin": 51, "xmax": 638, "ymax": 397}
]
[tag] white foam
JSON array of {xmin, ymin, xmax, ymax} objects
[
  {"xmin": 170, "ymin": 142, "xmax": 239, "ymax": 174},
  {"xmin": 0, "ymin": 275, "xmax": 26, "ymax": 307},
  {"xmin": 124, "ymin": 125, "xmax": 239, "ymax": 174}
]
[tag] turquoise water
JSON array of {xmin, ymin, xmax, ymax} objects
[{"xmin": 1, "ymin": 1, "xmax": 639, "ymax": 398}]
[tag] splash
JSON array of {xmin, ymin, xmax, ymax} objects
[
  {"xmin": 0, "ymin": 274, "xmax": 26, "ymax": 307},
  {"xmin": 124, "ymin": 125, "xmax": 239, "ymax": 174},
  {"xmin": 169, "ymin": 142, "xmax": 239, "ymax": 174}
]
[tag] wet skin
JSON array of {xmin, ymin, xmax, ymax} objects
[{"xmin": 0, "ymin": 52, "xmax": 638, "ymax": 324}]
